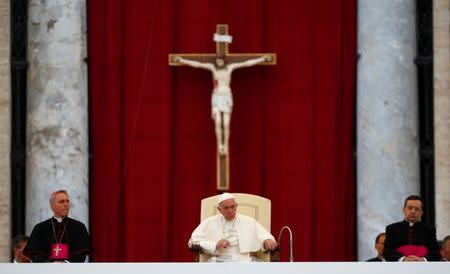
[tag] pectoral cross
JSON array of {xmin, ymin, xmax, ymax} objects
[
  {"xmin": 53, "ymin": 245, "xmax": 62, "ymax": 256},
  {"xmin": 169, "ymin": 24, "xmax": 276, "ymax": 191}
]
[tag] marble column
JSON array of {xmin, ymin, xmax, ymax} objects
[
  {"xmin": 357, "ymin": 0, "xmax": 419, "ymax": 260},
  {"xmin": 433, "ymin": 0, "xmax": 450, "ymax": 240},
  {"xmin": 26, "ymin": 0, "xmax": 89, "ymax": 232},
  {"xmin": 0, "ymin": 0, "xmax": 11, "ymax": 263}
]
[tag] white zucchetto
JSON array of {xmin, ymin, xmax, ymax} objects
[{"xmin": 217, "ymin": 192, "xmax": 235, "ymax": 206}]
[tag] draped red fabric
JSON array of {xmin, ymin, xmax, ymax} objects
[{"xmin": 88, "ymin": 0, "xmax": 356, "ymax": 261}]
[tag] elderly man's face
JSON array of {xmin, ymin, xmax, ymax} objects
[
  {"xmin": 51, "ymin": 193, "xmax": 70, "ymax": 218},
  {"xmin": 218, "ymin": 199, "xmax": 237, "ymax": 221},
  {"xmin": 402, "ymin": 199, "xmax": 423, "ymax": 223}
]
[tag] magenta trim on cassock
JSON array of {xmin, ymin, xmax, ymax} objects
[{"xmin": 396, "ymin": 245, "xmax": 428, "ymax": 257}]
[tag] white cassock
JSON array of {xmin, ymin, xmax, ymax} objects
[{"xmin": 188, "ymin": 214, "xmax": 275, "ymax": 262}]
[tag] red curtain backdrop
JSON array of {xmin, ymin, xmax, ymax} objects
[{"xmin": 88, "ymin": 0, "xmax": 356, "ymax": 262}]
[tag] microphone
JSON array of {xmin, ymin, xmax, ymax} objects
[{"xmin": 277, "ymin": 226, "xmax": 293, "ymax": 262}]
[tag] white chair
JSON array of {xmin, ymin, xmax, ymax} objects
[{"xmin": 193, "ymin": 193, "xmax": 275, "ymax": 262}]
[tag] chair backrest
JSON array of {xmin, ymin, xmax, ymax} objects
[{"xmin": 199, "ymin": 193, "xmax": 271, "ymax": 262}]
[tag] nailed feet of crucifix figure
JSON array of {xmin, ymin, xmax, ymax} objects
[{"xmin": 172, "ymin": 54, "xmax": 272, "ymax": 156}]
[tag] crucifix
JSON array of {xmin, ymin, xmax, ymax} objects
[{"xmin": 169, "ymin": 24, "xmax": 276, "ymax": 191}]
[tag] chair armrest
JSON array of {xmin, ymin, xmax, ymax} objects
[
  {"xmin": 189, "ymin": 243, "xmax": 202, "ymax": 253},
  {"xmin": 270, "ymin": 246, "xmax": 281, "ymax": 262},
  {"xmin": 189, "ymin": 243, "xmax": 202, "ymax": 262}
]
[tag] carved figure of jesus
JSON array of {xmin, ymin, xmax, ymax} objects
[{"xmin": 173, "ymin": 55, "xmax": 271, "ymax": 155}]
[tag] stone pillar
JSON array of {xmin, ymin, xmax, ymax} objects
[
  {"xmin": 356, "ymin": 0, "xmax": 419, "ymax": 260},
  {"xmin": 433, "ymin": 0, "xmax": 450, "ymax": 240},
  {"xmin": 0, "ymin": 0, "xmax": 11, "ymax": 263},
  {"xmin": 26, "ymin": 0, "xmax": 89, "ymax": 232}
]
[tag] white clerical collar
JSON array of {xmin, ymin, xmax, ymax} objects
[
  {"xmin": 404, "ymin": 219, "xmax": 415, "ymax": 226},
  {"xmin": 53, "ymin": 216, "xmax": 63, "ymax": 223}
]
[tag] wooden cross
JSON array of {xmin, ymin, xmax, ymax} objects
[{"xmin": 169, "ymin": 24, "xmax": 276, "ymax": 191}]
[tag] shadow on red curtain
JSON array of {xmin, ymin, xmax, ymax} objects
[{"xmin": 88, "ymin": 0, "xmax": 356, "ymax": 262}]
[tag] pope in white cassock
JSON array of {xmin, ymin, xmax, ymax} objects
[{"xmin": 188, "ymin": 193, "xmax": 278, "ymax": 262}]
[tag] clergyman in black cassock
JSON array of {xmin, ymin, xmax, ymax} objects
[
  {"xmin": 384, "ymin": 220, "xmax": 440, "ymax": 261},
  {"xmin": 23, "ymin": 190, "xmax": 92, "ymax": 262},
  {"xmin": 24, "ymin": 217, "xmax": 92, "ymax": 262},
  {"xmin": 383, "ymin": 195, "xmax": 440, "ymax": 262}
]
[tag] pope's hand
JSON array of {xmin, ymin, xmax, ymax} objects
[
  {"xmin": 216, "ymin": 239, "xmax": 230, "ymax": 250},
  {"xmin": 263, "ymin": 239, "xmax": 278, "ymax": 250}
]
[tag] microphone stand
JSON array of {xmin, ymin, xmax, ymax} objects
[{"xmin": 277, "ymin": 226, "xmax": 293, "ymax": 262}]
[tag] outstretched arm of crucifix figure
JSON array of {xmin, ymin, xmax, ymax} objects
[
  {"xmin": 172, "ymin": 56, "xmax": 215, "ymax": 71},
  {"xmin": 227, "ymin": 55, "xmax": 272, "ymax": 71}
]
